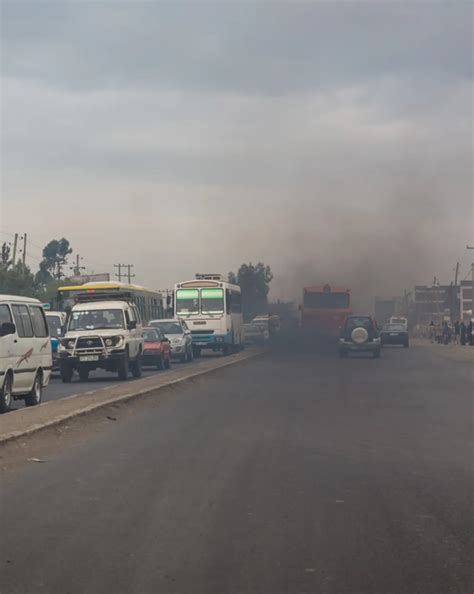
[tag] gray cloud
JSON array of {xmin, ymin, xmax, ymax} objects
[{"xmin": 1, "ymin": 1, "xmax": 472, "ymax": 304}]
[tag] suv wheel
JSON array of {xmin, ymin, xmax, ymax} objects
[
  {"xmin": 78, "ymin": 368, "xmax": 89, "ymax": 381},
  {"xmin": 117, "ymin": 352, "xmax": 129, "ymax": 381},
  {"xmin": 0, "ymin": 374, "xmax": 13, "ymax": 413},
  {"xmin": 25, "ymin": 372, "xmax": 42, "ymax": 407},
  {"xmin": 61, "ymin": 364, "xmax": 74, "ymax": 383},
  {"xmin": 130, "ymin": 354, "xmax": 142, "ymax": 378}
]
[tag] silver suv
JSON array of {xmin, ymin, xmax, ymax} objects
[{"xmin": 149, "ymin": 319, "xmax": 193, "ymax": 363}]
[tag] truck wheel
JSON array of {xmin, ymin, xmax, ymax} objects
[
  {"xmin": 117, "ymin": 353, "xmax": 129, "ymax": 381},
  {"xmin": 25, "ymin": 372, "xmax": 42, "ymax": 407},
  {"xmin": 78, "ymin": 368, "xmax": 89, "ymax": 381},
  {"xmin": 0, "ymin": 374, "xmax": 13, "ymax": 413},
  {"xmin": 130, "ymin": 354, "xmax": 142, "ymax": 378},
  {"xmin": 61, "ymin": 364, "xmax": 74, "ymax": 383}
]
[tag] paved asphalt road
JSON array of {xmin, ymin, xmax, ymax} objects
[
  {"xmin": 10, "ymin": 354, "xmax": 217, "ymax": 409},
  {"xmin": 2, "ymin": 344, "xmax": 472, "ymax": 594}
]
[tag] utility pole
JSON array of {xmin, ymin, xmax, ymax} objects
[
  {"xmin": 125, "ymin": 264, "xmax": 135, "ymax": 284},
  {"xmin": 22, "ymin": 233, "xmax": 27, "ymax": 273},
  {"xmin": 467, "ymin": 246, "xmax": 474, "ymax": 318},
  {"xmin": 11, "ymin": 233, "xmax": 18, "ymax": 267},
  {"xmin": 114, "ymin": 263, "xmax": 134, "ymax": 283},
  {"xmin": 70, "ymin": 254, "xmax": 86, "ymax": 277}
]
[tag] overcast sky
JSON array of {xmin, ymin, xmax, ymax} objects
[{"xmin": 1, "ymin": 1, "xmax": 472, "ymax": 303}]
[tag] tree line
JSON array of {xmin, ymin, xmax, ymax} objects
[
  {"xmin": 0, "ymin": 238, "xmax": 74, "ymax": 301},
  {"xmin": 1, "ymin": 238, "xmax": 274, "ymax": 320}
]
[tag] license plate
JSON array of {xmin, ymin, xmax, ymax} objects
[
  {"xmin": 195, "ymin": 342, "xmax": 207, "ymax": 346},
  {"xmin": 80, "ymin": 355, "xmax": 99, "ymax": 362},
  {"xmin": 389, "ymin": 333, "xmax": 399, "ymax": 336}
]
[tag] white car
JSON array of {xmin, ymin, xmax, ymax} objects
[
  {"xmin": 59, "ymin": 298, "xmax": 144, "ymax": 382},
  {"xmin": 149, "ymin": 319, "xmax": 194, "ymax": 362},
  {"xmin": 0, "ymin": 295, "xmax": 52, "ymax": 412}
]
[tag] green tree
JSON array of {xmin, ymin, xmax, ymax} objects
[
  {"xmin": 39, "ymin": 238, "xmax": 73, "ymax": 281},
  {"xmin": 0, "ymin": 263, "xmax": 39, "ymax": 298},
  {"xmin": 229, "ymin": 262, "xmax": 273, "ymax": 321},
  {"xmin": 1, "ymin": 242, "xmax": 11, "ymax": 270}
]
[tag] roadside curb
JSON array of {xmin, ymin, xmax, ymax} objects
[{"xmin": 0, "ymin": 349, "xmax": 264, "ymax": 445}]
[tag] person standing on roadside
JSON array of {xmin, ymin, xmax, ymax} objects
[
  {"xmin": 442, "ymin": 322, "xmax": 451, "ymax": 345},
  {"xmin": 460, "ymin": 321, "xmax": 467, "ymax": 346},
  {"xmin": 429, "ymin": 320, "xmax": 436, "ymax": 343},
  {"xmin": 454, "ymin": 319, "xmax": 460, "ymax": 344},
  {"xmin": 468, "ymin": 320, "xmax": 473, "ymax": 346}
]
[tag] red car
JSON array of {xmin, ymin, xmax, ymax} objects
[{"xmin": 142, "ymin": 327, "xmax": 171, "ymax": 370}]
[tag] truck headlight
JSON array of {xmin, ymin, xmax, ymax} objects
[{"xmin": 107, "ymin": 336, "xmax": 124, "ymax": 348}]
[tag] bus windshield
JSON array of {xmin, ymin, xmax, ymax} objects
[
  {"xmin": 201, "ymin": 288, "xmax": 224, "ymax": 314},
  {"xmin": 304, "ymin": 292, "xmax": 350, "ymax": 309},
  {"xmin": 176, "ymin": 289, "xmax": 199, "ymax": 315}
]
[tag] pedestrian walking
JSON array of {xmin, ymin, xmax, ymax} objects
[
  {"xmin": 442, "ymin": 322, "xmax": 451, "ymax": 345},
  {"xmin": 460, "ymin": 321, "xmax": 467, "ymax": 346},
  {"xmin": 454, "ymin": 320, "xmax": 460, "ymax": 344}
]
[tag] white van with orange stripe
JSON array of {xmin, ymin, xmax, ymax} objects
[{"xmin": 0, "ymin": 295, "xmax": 52, "ymax": 413}]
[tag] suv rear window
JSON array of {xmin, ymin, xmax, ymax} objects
[{"xmin": 345, "ymin": 317, "xmax": 373, "ymax": 331}]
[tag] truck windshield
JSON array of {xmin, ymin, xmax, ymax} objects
[
  {"xmin": 201, "ymin": 288, "xmax": 224, "ymax": 314},
  {"xmin": 69, "ymin": 309, "xmax": 125, "ymax": 331},
  {"xmin": 304, "ymin": 292, "xmax": 350, "ymax": 309},
  {"xmin": 176, "ymin": 289, "xmax": 199, "ymax": 315}
]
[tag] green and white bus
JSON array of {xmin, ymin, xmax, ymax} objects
[{"xmin": 173, "ymin": 274, "xmax": 243, "ymax": 356}]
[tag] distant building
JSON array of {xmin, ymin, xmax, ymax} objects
[
  {"xmin": 414, "ymin": 284, "xmax": 454, "ymax": 325},
  {"xmin": 459, "ymin": 280, "xmax": 472, "ymax": 322}
]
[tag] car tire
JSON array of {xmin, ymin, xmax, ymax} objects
[
  {"xmin": 188, "ymin": 346, "xmax": 194, "ymax": 362},
  {"xmin": 130, "ymin": 354, "xmax": 142, "ymax": 378},
  {"xmin": 117, "ymin": 353, "xmax": 129, "ymax": 381},
  {"xmin": 60, "ymin": 364, "xmax": 74, "ymax": 383},
  {"xmin": 78, "ymin": 368, "xmax": 89, "ymax": 381},
  {"xmin": 25, "ymin": 372, "xmax": 42, "ymax": 407},
  {"xmin": 0, "ymin": 373, "xmax": 13, "ymax": 413},
  {"xmin": 192, "ymin": 346, "xmax": 201, "ymax": 358}
]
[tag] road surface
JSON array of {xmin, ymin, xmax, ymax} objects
[
  {"xmin": 2, "ymin": 344, "xmax": 472, "ymax": 593},
  {"xmin": 10, "ymin": 353, "xmax": 220, "ymax": 409}
]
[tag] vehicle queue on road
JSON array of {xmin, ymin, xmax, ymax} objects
[{"xmin": 0, "ymin": 274, "xmax": 246, "ymax": 413}]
